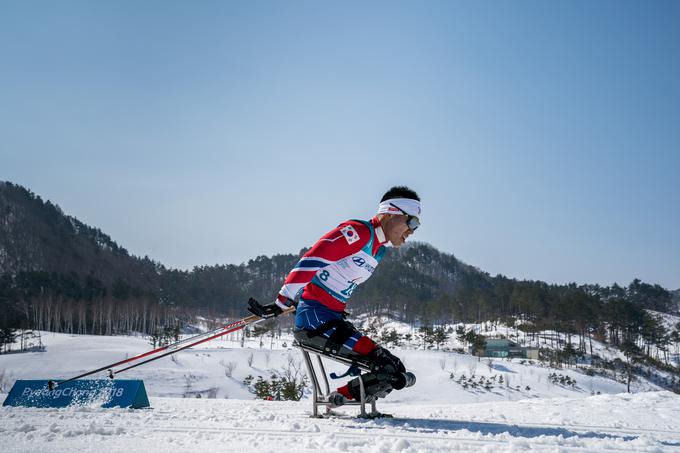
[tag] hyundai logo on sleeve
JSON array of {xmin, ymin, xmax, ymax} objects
[{"xmin": 352, "ymin": 257, "xmax": 366, "ymax": 267}]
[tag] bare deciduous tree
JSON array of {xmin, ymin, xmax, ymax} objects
[{"xmin": 220, "ymin": 360, "xmax": 238, "ymax": 377}]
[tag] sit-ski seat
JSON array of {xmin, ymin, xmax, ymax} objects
[{"xmin": 293, "ymin": 340, "xmax": 391, "ymax": 418}]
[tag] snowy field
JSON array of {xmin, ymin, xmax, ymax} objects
[
  {"xmin": 2, "ymin": 391, "xmax": 679, "ymax": 452},
  {"xmin": 2, "ymin": 329, "xmax": 680, "ymax": 451}
]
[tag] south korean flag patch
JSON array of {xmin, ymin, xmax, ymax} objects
[{"xmin": 340, "ymin": 225, "xmax": 360, "ymax": 245}]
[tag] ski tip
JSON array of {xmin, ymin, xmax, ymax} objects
[{"xmin": 47, "ymin": 380, "xmax": 57, "ymax": 390}]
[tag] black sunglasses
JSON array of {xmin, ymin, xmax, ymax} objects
[{"xmin": 389, "ymin": 203, "xmax": 420, "ymax": 231}]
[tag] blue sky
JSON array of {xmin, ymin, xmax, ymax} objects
[{"xmin": 1, "ymin": 1, "xmax": 679, "ymax": 289}]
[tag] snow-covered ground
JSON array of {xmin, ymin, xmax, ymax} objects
[
  {"xmin": 3, "ymin": 392, "xmax": 680, "ymax": 452},
  {"xmin": 2, "ymin": 328, "xmax": 679, "ymax": 451}
]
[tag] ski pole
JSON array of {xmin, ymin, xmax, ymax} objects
[
  {"xmin": 47, "ymin": 307, "xmax": 292, "ymax": 389},
  {"xmin": 112, "ymin": 305, "xmax": 295, "ymax": 376},
  {"xmin": 111, "ymin": 311, "xmax": 277, "ymax": 376}
]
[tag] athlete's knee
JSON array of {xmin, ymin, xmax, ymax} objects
[
  {"xmin": 366, "ymin": 347, "xmax": 416, "ymax": 391},
  {"xmin": 368, "ymin": 346, "xmax": 405, "ymax": 375}
]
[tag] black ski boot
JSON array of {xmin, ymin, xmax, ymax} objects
[{"xmin": 346, "ymin": 372, "xmax": 394, "ymax": 402}]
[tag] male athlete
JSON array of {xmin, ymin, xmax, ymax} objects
[{"xmin": 248, "ymin": 186, "xmax": 420, "ymax": 406}]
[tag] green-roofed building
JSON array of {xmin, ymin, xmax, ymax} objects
[{"xmin": 472, "ymin": 338, "xmax": 539, "ymax": 359}]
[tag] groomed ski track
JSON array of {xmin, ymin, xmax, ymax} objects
[{"xmin": 3, "ymin": 394, "xmax": 679, "ymax": 452}]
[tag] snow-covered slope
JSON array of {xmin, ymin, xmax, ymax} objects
[
  {"xmin": 2, "ymin": 329, "xmax": 679, "ymax": 451},
  {"xmin": 0, "ymin": 328, "xmax": 649, "ymax": 402}
]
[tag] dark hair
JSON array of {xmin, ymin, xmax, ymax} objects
[{"xmin": 380, "ymin": 186, "xmax": 420, "ymax": 202}]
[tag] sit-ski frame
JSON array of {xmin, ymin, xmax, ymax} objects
[{"xmin": 294, "ymin": 341, "xmax": 388, "ymax": 418}]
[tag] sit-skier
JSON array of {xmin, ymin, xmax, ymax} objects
[{"xmin": 248, "ymin": 186, "xmax": 420, "ymax": 407}]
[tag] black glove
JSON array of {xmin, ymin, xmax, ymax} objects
[{"xmin": 247, "ymin": 297, "xmax": 283, "ymax": 319}]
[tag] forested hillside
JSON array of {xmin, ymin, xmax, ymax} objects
[{"xmin": 1, "ymin": 180, "xmax": 678, "ymax": 369}]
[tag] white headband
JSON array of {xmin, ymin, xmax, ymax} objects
[{"xmin": 377, "ymin": 198, "xmax": 421, "ymax": 218}]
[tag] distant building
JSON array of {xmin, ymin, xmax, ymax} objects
[{"xmin": 471, "ymin": 338, "xmax": 539, "ymax": 360}]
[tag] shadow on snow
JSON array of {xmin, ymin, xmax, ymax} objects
[{"xmin": 347, "ymin": 417, "xmax": 680, "ymax": 446}]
